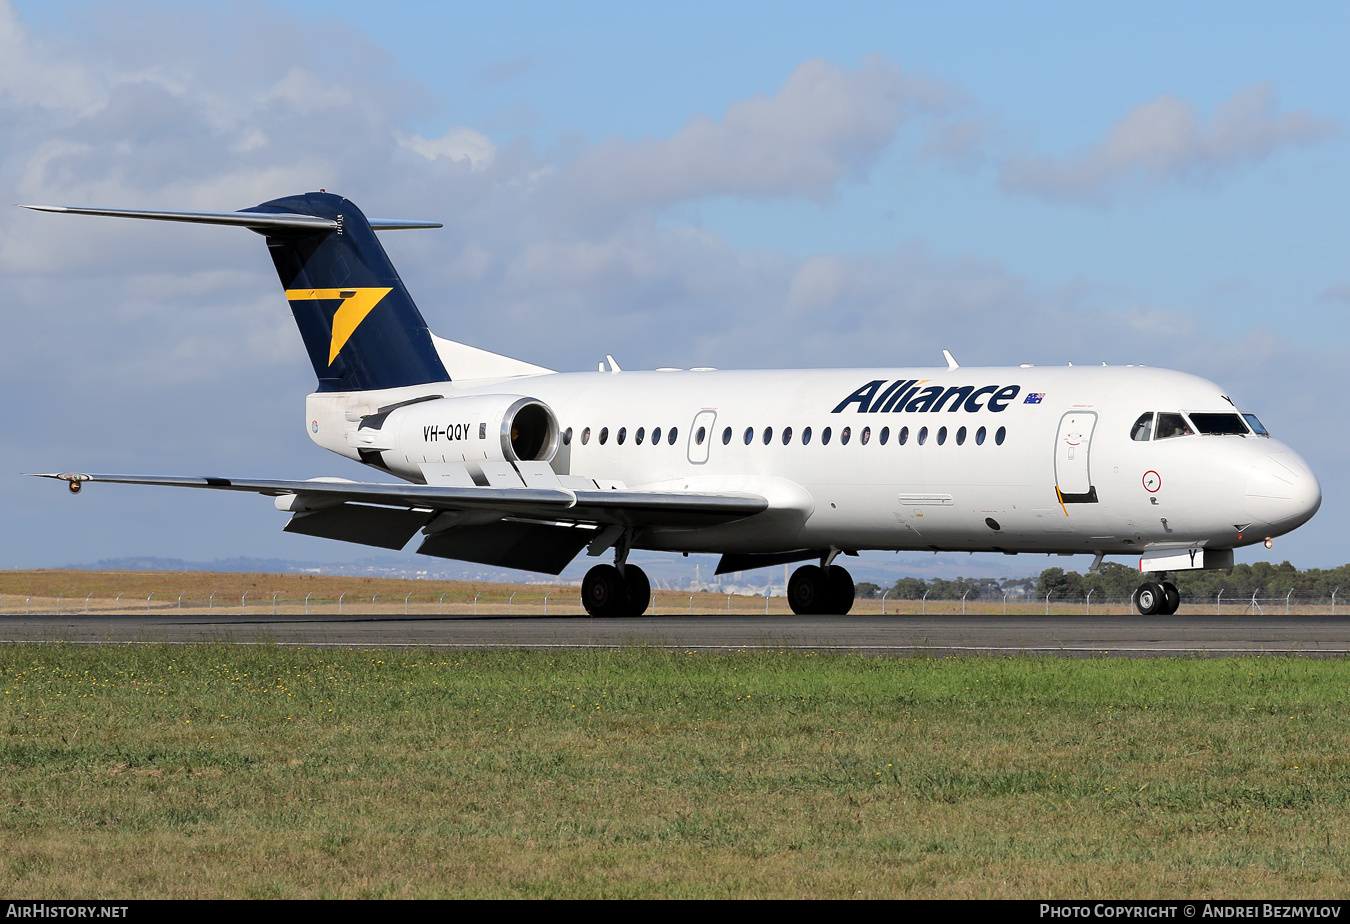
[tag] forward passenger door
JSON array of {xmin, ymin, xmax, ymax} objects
[{"xmin": 1054, "ymin": 411, "xmax": 1098, "ymax": 503}]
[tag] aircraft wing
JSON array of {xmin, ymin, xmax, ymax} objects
[{"xmin": 32, "ymin": 472, "xmax": 769, "ymax": 574}]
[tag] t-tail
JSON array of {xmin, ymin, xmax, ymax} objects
[{"xmin": 20, "ymin": 191, "xmax": 451, "ymax": 392}]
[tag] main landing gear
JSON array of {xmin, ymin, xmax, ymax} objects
[
  {"xmin": 787, "ymin": 563, "xmax": 856, "ymax": 615},
  {"xmin": 580, "ymin": 528, "xmax": 652, "ymax": 618},
  {"xmin": 1133, "ymin": 578, "xmax": 1180, "ymax": 615},
  {"xmin": 581, "ymin": 562, "xmax": 651, "ymax": 618}
]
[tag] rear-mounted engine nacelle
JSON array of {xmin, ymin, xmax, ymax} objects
[{"xmin": 351, "ymin": 394, "xmax": 560, "ymax": 478}]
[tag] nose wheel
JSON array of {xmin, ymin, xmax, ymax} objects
[
  {"xmin": 1162, "ymin": 581, "xmax": 1180, "ymax": 614},
  {"xmin": 1133, "ymin": 580, "xmax": 1180, "ymax": 615},
  {"xmin": 787, "ymin": 564, "xmax": 856, "ymax": 615},
  {"xmin": 582, "ymin": 563, "xmax": 651, "ymax": 617}
]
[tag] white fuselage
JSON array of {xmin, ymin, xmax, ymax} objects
[{"xmin": 304, "ymin": 364, "xmax": 1321, "ymax": 562}]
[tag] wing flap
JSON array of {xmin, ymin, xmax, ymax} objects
[
  {"xmin": 418, "ymin": 521, "xmax": 598, "ymax": 574},
  {"xmin": 284, "ymin": 504, "xmax": 434, "ymax": 550}
]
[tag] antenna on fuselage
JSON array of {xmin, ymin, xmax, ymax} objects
[{"xmin": 942, "ymin": 349, "xmax": 959, "ymax": 371}]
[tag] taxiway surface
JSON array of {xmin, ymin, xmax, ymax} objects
[{"xmin": 1, "ymin": 612, "xmax": 1347, "ymax": 657}]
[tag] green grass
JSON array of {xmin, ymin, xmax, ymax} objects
[{"xmin": 2, "ymin": 645, "xmax": 1349, "ymax": 897}]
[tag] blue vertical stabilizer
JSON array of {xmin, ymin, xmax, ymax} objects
[{"xmin": 246, "ymin": 192, "xmax": 450, "ymax": 392}]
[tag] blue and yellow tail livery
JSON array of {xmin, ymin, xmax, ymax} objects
[{"xmin": 21, "ymin": 192, "xmax": 451, "ymax": 392}]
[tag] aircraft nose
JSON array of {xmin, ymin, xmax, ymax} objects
[{"xmin": 1244, "ymin": 451, "xmax": 1321, "ymax": 534}]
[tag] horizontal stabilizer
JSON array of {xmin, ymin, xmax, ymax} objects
[
  {"xmin": 17, "ymin": 204, "xmax": 441, "ymax": 233},
  {"xmin": 22, "ymin": 192, "xmax": 452, "ymax": 392}
]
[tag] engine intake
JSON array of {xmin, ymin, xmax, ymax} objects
[{"xmin": 504, "ymin": 398, "xmax": 557, "ymax": 462}]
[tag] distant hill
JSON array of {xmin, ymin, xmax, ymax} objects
[
  {"xmin": 66, "ymin": 556, "xmax": 307, "ymax": 574},
  {"xmin": 58, "ymin": 555, "xmax": 533, "ymax": 582},
  {"xmin": 49, "ymin": 552, "xmax": 1043, "ymax": 592}
]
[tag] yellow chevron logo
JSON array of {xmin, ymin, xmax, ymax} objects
[{"xmin": 285, "ymin": 287, "xmax": 393, "ymax": 365}]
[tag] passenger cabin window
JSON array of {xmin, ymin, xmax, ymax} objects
[
  {"xmin": 1155, "ymin": 413, "xmax": 1192, "ymax": 440},
  {"xmin": 1190, "ymin": 413, "xmax": 1249, "ymax": 436},
  {"xmin": 1130, "ymin": 413, "xmax": 1154, "ymax": 442},
  {"xmin": 1243, "ymin": 413, "xmax": 1270, "ymax": 437},
  {"xmin": 782, "ymin": 426, "xmax": 793, "ymax": 445}
]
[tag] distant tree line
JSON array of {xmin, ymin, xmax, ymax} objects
[
  {"xmin": 856, "ymin": 562, "xmax": 1350, "ymax": 602},
  {"xmin": 1036, "ymin": 561, "xmax": 1350, "ymax": 602},
  {"xmin": 858, "ymin": 575, "xmax": 1037, "ymax": 601}
]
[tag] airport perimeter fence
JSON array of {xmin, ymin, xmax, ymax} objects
[{"xmin": 0, "ymin": 588, "xmax": 1344, "ymax": 618}]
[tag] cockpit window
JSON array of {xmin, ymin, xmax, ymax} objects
[
  {"xmin": 1243, "ymin": 413, "xmax": 1270, "ymax": 437},
  {"xmin": 1130, "ymin": 413, "xmax": 1154, "ymax": 442},
  {"xmin": 1189, "ymin": 413, "xmax": 1249, "ymax": 436},
  {"xmin": 1155, "ymin": 413, "xmax": 1193, "ymax": 440}
]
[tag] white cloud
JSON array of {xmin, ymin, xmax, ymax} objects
[
  {"xmin": 397, "ymin": 127, "xmax": 496, "ymax": 169},
  {"xmin": 1319, "ymin": 283, "xmax": 1350, "ymax": 305},
  {"xmin": 550, "ymin": 56, "xmax": 957, "ymax": 215},
  {"xmin": 264, "ymin": 67, "xmax": 355, "ymax": 115},
  {"xmin": 0, "ymin": 1, "xmax": 103, "ymax": 113},
  {"xmin": 1000, "ymin": 83, "xmax": 1337, "ymax": 203}
]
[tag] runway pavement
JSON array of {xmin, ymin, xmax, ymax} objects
[{"xmin": 1, "ymin": 610, "xmax": 1348, "ymax": 656}]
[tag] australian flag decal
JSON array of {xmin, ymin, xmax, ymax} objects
[{"xmin": 1024, "ymin": 393, "xmax": 1045, "ymax": 404}]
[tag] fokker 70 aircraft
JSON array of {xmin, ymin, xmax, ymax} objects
[{"xmin": 24, "ymin": 192, "xmax": 1321, "ymax": 616}]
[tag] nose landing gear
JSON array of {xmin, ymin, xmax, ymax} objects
[{"xmin": 1133, "ymin": 579, "xmax": 1180, "ymax": 615}]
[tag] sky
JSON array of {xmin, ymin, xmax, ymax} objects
[{"xmin": 1, "ymin": 0, "xmax": 1346, "ymax": 580}]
